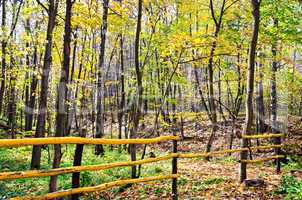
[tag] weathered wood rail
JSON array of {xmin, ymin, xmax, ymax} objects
[
  {"xmin": 0, "ymin": 133, "xmax": 285, "ymax": 200},
  {"xmin": 0, "ymin": 136, "xmax": 179, "ymax": 147},
  {"xmin": 1, "ymin": 136, "xmax": 180, "ymax": 200}
]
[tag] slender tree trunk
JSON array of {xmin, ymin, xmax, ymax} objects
[
  {"xmin": 116, "ymin": 0, "xmax": 124, "ymax": 152},
  {"xmin": 26, "ymin": 47, "xmax": 38, "ymax": 132},
  {"xmin": 7, "ymin": 56, "xmax": 16, "ymax": 139},
  {"xmin": 239, "ymin": 0, "xmax": 261, "ymax": 182},
  {"xmin": 271, "ymin": 19, "xmax": 280, "ymax": 173},
  {"xmin": 290, "ymin": 51, "xmax": 296, "ymax": 114},
  {"xmin": 24, "ymin": 19, "xmax": 31, "ymax": 132},
  {"xmin": 118, "ymin": 24, "xmax": 125, "ymax": 152},
  {"xmin": 217, "ymin": 66, "xmax": 226, "ymax": 122},
  {"xmin": 234, "ymin": 52, "xmax": 244, "ymax": 116},
  {"xmin": 7, "ymin": 0, "xmax": 20, "ymax": 138},
  {"xmin": 24, "ymin": 19, "xmax": 39, "ymax": 133},
  {"xmin": 0, "ymin": 0, "xmax": 6, "ymax": 115},
  {"xmin": 256, "ymin": 59, "xmax": 265, "ymax": 134},
  {"xmin": 71, "ymin": 129, "xmax": 85, "ymax": 200},
  {"xmin": 194, "ymin": 68, "xmax": 212, "ymax": 122},
  {"xmin": 74, "ymin": 34, "xmax": 87, "ymax": 130},
  {"xmin": 66, "ymin": 31, "xmax": 78, "ymax": 136},
  {"xmin": 206, "ymin": 0, "xmax": 226, "ymax": 154},
  {"xmin": 31, "ymin": 0, "xmax": 59, "ymax": 170},
  {"xmin": 95, "ymin": 0, "xmax": 109, "ymax": 156},
  {"xmin": 49, "ymin": 0, "xmax": 73, "ymax": 192},
  {"xmin": 130, "ymin": 0, "xmax": 143, "ymax": 178}
]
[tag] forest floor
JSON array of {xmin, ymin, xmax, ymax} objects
[
  {"xmin": 86, "ymin": 114, "xmax": 302, "ymax": 199},
  {"xmin": 111, "ymin": 160, "xmax": 284, "ymax": 200},
  {"xmin": 1, "ymin": 114, "xmax": 302, "ymax": 199}
]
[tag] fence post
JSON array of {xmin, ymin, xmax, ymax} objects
[
  {"xmin": 172, "ymin": 137, "xmax": 178, "ymax": 200},
  {"xmin": 275, "ymin": 136, "xmax": 281, "ymax": 173}
]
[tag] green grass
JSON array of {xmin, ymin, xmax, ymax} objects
[
  {"xmin": 283, "ymin": 158, "xmax": 302, "ymax": 172},
  {"xmin": 273, "ymin": 158, "xmax": 302, "ymax": 200},
  {"xmin": 203, "ymin": 177, "xmax": 225, "ymax": 185},
  {"xmin": 275, "ymin": 175, "xmax": 302, "ymax": 200},
  {"xmin": 0, "ymin": 145, "xmax": 171, "ymax": 199},
  {"xmin": 217, "ymin": 156, "xmax": 237, "ymax": 164},
  {"xmin": 191, "ymin": 177, "xmax": 225, "ymax": 193}
]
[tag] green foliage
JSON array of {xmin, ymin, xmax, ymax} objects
[
  {"xmin": 203, "ymin": 177, "xmax": 225, "ymax": 185},
  {"xmin": 191, "ymin": 177, "xmax": 225, "ymax": 192},
  {"xmin": 283, "ymin": 158, "xmax": 302, "ymax": 172},
  {"xmin": 0, "ymin": 146, "xmax": 171, "ymax": 199},
  {"xmin": 154, "ymin": 187, "xmax": 163, "ymax": 197},
  {"xmin": 218, "ymin": 156, "xmax": 237, "ymax": 164},
  {"xmin": 275, "ymin": 175, "xmax": 302, "ymax": 200},
  {"xmin": 178, "ymin": 177, "xmax": 188, "ymax": 186}
]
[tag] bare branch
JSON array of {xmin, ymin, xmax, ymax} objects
[
  {"xmin": 36, "ymin": 0, "xmax": 48, "ymax": 13},
  {"xmin": 209, "ymin": 0, "xmax": 218, "ymax": 26},
  {"xmin": 223, "ymin": 0, "xmax": 240, "ymax": 14},
  {"xmin": 8, "ymin": 0, "xmax": 24, "ymax": 38}
]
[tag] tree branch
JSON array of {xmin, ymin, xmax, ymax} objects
[
  {"xmin": 209, "ymin": 0, "xmax": 218, "ymax": 26},
  {"xmin": 36, "ymin": 0, "xmax": 48, "ymax": 13},
  {"xmin": 8, "ymin": 0, "xmax": 24, "ymax": 39},
  {"xmin": 223, "ymin": 0, "xmax": 240, "ymax": 14}
]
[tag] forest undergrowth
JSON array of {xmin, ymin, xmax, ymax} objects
[{"xmin": 1, "ymin": 114, "xmax": 302, "ymax": 199}]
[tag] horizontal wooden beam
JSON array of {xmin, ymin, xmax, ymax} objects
[
  {"xmin": 0, "ymin": 136, "xmax": 179, "ymax": 148},
  {"xmin": 0, "ymin": 154, "xmax": 175, "ymax": 181},
  {"xmin": 177, "ymin": 145, "xmax": 284, "ymax": 159},
  {"xmin": 11, "ymin": 174, "xmax": 179, "ymax": 200},
  {"xmin": 177, "ymin": 149, "xmax": 242, "ymax": 158},
  {"xmin": 241, "ymin": 134, "xmax": 286, "ymax": 139},
  {"xmin": 240, "ymin": 155, "xmax": 285, "ymax": 164},
  {"xmin": 0, "ymin": 145, "xmax": 284, "ymax": 180}
]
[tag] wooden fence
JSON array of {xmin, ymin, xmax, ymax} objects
[{"xmin": 0, "ymin": 134, "xmax": 286, "ymax": 200}]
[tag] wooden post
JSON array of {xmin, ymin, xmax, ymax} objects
[
  {"xmin": 172, "ymin": 137, "xmax": 178, "ymax": 200},
  {"xmin": 239, "ymin": 137, "xmax": 248, "ymax": 182},
  {"xmin": 71, "ymin": 129, "xmax": 86, "ymax": 200},
  {"xmin": 275, "ymin": 136, "xmax": 281, "ymax": 173}
]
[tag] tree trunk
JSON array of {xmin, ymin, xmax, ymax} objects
[
  {"xmin": 0, "ymin": 0, "xmax": 6, "ymax": 115},
  {"xmin": 95, "ymin": 0, "xmax": 109, "ymax": 156},
  {"xmin": 256, "ymin": 60, "xmax": 265, "ymax": 134},
  {"xmin": 118, "ymin": 25, "xmax": 125, "ymax": 152},
  {"xmin": 24, "ymin": 19, "xmax": 39, "ymax": 133},
  {"xmin": 66, "ymin": 31, "xmax": 78, "ymax": 136},
  {"xmin": 74, "ymin": 34, "xmax": 87, "ymax": 131},
  {"xmin": 7, "ymin": 56, "xmax": 16, "ymax": 139},
  {"xmin": 24, "ymin": 18, "xmax": 31, "ymax": 132},
  {"xmin": 239, "ymin": 0, "xmax": 261, "ymax": 182},
  {"xmin": 234, "ymin": 52, "xmax": 244, "ymax": 116},
  {"xmin": 271, "ymin": 19, "xmax": 280, "ymax": 173},
  {"xmin": 206, "ymin": 0, "xmax": 227, "ymax": 154},
  {"xmin": 31, "ymin": 0, "xmax": 59, "ymax": 170},
  {"xmin": 71, "ymin": 129, "xmax": 85, "ymax": 200},
  {"xmin": 290, "ymin": 51, "xmax": 296, "ymax": 114},
  {"xmin": 26, "ymin": 47, "xmax": 38, "ymax": 132},
  {"xmin": 130, "ymin": 0, "xmax": 143, "ymax": 179},
  {"xmin": 49, "ymin": 0, "xmax": 73, "ymax": 193}
]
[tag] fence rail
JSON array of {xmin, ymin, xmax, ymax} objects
[
  {"xmin": 0, "ymin": 133, "xmax": 285, "ymax": 199},
  {"xmin": 177, "ymin": 144, "xmax": 284, "ymax": 159},
  {"xmin": 11, "ymin": 175, "xmax": 179, "ymax": 200},
  {"xmin": 0, "ymin": 136, "xmax": 179, "ymax": 148},
  {"xmin": 241, "ymin": 155, "xmax": 285, "ymax": 164},
  {"xmin": 241, "ymin": 133, "xmax": 286, "ymax": 139},
  {"xmin": 1, "ymin": 136, "xmax": 179, "ymax": 200},
  {"xmin": 0, "ymin": 144, "xmax": 284, "ymax": 181},
  {"xmin": 0, "ymin": 154, "xmax": 177, "ymax": 181}
]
